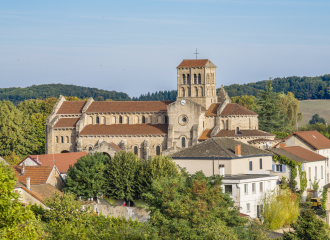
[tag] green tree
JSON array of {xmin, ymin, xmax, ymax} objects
[
  {"xmin": 309, "ymin": 114, "xmax": 326, "ymax": 125},
  {"xmin": 0, "ymin": 162, "xmax": 42, "ymax": 239},
  {"xmin": 3, "ymin": 151, "xmax": 21, "ymax": 165},
  {"xmin": 136, "ymin": 155, "xmax": 179, "ymax": 199},
  {"xmin": 257, "ymin": 80, "xmax": 291, "ymax": 132},
  {"xmin": 283, "ymin": 207, "xmax": 330, "ymax": 239},
  {"xmin": 231, "ymin": 95, "xmax": 258, "ymax": 112},
  {"xmin": 279, "ymin": 92, "xmax": 302, "ymax": 128},
  {"xmin": 143, "ymin": 171, "xmax": 247, "ymax": 239},
  {"xmin": 30, "ymin": 113, "xmax": 47, "ymax": 154},
  {"xmin": 0, "ymin": 101, "xmax": 39, "ymax": 158},
  {"xmin": 104, "ymin": 151, "xmax": 141, "ymax": 202},
  {"xmin": 64, "ymin": 152, "xmax": 109, "ymax": 200}
]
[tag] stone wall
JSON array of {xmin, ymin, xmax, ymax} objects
[{"xmin": 48, "ymin": 168, "xmax": 65, "ymax": 191}]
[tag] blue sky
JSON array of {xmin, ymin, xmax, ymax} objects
[{"xmin": 1, "ymin": 0, "xmax": 330, "ymax": 97}]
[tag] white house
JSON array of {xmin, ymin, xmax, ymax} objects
[{"xmin": 171, "ymin": 138, "xmax": 279, "ymax": 218}]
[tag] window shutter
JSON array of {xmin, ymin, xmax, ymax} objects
[
  {"xmin": 272, "ymin": 164, "xmax": 275, "ymax": 172},
  {"xmin": 302, "ymin": 164, "xmax": 304, "ymax": 172},
  {"xmin": 282, "ymin": 164, "xmax": 286, "ymax": 173}
]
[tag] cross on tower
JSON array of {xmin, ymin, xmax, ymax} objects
[{"xmin": 194, "ymin": 49, "xmax": 199, "ymax": 60}]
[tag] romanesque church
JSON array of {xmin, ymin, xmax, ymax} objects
[{"xmin": 45, "ymin": 59, "xmax": 277, "ymax": 159}]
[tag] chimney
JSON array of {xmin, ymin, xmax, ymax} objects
[
  {"xmin": 26, "ymin": 177, "xmax": 31, "ymax": 190},
  {"xmin": 21, "ymin": 163, "xmax": 25, "ymax": 175},
  {"xmin": 279, "ymin": 143, "xmax": 286, "ymax": 148},
  {"xmin": 235, "ymin": 144, "xmax": 241, "ymax": 156}
]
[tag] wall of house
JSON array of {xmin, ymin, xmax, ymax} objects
[
  {"xmin": 16, "ymin": 188, "xmax": 46, "ymax": 208},
  {"xmin": 20, "ymin": 158, "xmax": 38, "ymax": 166},
  {"xmin": 305, "ymin": 160, "xmax": 328, "ymax": 193},
  {"xmin": 47, "ymin": 168, "xmax": 65, "ymax": 191}
]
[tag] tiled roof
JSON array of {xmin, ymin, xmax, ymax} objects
[
  {"xmin": 177, "ymin": 59, "xmax": 210, "ymax": 68},
  {"xmin": 54, "ymin": 118, "xmax": 80, "ymax": 128},
  {"xmin": 172, "ymin": 138, "xmax": 271, "ymax": 158},
  {"xmin": 22, "ymin": 152, "xmax": 88, "ymax": 173},
  {"xmin": 205, "ymin": 103, "xmax": 220, "ymax": 116},
  {"xmin": 198, "ymin": 129, "xmax": 213, "ymax": 141},
  {"xmin": 79, "ymin": 124, "xmax": 168, "ymax": 136},
  {"xmin": 57, "ymin": 101, "xmax": 87, "ymax": 114},
  {"xmin": 11, "ymin": 166, "xmax": 54, "ymax": 185},
  {"xmin": 215, "ymin": 130, "xmax": 275, "ymax": 138},
  {"xmin": 270, "ymin": 146, "xmax": 327, "ymax": 162},
  {"xmin": 294, "ymin": 131, "xmax": 330, "ymax": 150},
  {"xmin": 109, "ymin": 143, "xmax": 122, "ymax": 152},
  {"xmin": 269, "ymin": 148, "xmax": 307, "ymax": 163},
  {"xmin": 221, "ymin": 103, "xmax": 258, "ymax": 116},
  {"xmin": 18, "ymin": 184, "xmax": 62, "ymax": 204},
  {"xmin": 248, "ymin": 138, "xmax": 279, "ymax": 144},
  {"xmin": 85, "ymin": 101, "xmax": 173, "ymax": 113}
]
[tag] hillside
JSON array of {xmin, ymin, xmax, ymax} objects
[
  {"xmin": 299, "ymin": 100, "xmax": 330, "ymax": 126},
  {"xmin": 0, "ymin": 84, "xmax": 131, "ymax": 105}
]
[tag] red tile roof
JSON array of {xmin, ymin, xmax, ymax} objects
[
  {"xmin": 21, "ymin": 152, "xmax": 88, "ymax": 173},
  {"xmin": 294, "ymin": 131, "xmax": 330, "ymax": 150},
  {"xmin": 109, "ymin": 143, "xmax": 122, "ymax": 152},
  {"xmin": 177, "ymin": 59, "xmax": 210, "ymax": 68},
  {"xmin": 85, "ymin": 101, "xmax": 173, "ymax": 113},
  {"xmin": 198, "ymin": 129, "xmax": 213, "ymax": 141},
  {"xmin": 281, "ymin": 146, "xmax": 327, "ymax": 162},
  {"xmin": 57, "ymin": 101, "xmax": 87, "ymax": 114},
  {"xmin": 11, "ymin": 166, "xmax": 54, "ymax": 185},
  {"xmin": 79, "ymin": 124, "xmax": 168, "ymax": 136},
  {"xmin": 221, "ymin": 103, "xmax": 258, "ymax": 116},
  {"xmin": 20, "ymin": 184, "xmax": 62, "ymax": 204},
  {"xmin": 54, "ymin": 118, "xmax": 80, "ymax": 128},
  {"xmin": 215, "ymin": 130, "xmax": 275, "ymax": 138},
  {"xmin": 205, "ymin": 103, "xmax": 220, "ymax": 116}
]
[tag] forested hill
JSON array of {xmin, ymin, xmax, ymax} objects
[
  {"xmin": 0, "ymin": 84, "xmax": 131, "ymax": 105},
  {"xmin": 133, "ymin": 74, "xmax": 330, "ymax": 101}
]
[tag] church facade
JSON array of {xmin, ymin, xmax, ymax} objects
[{"xmin": 45, "ymin": 59, "xmax": 277, "ymax": 159}]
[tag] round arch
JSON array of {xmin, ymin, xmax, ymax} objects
[
  {"xmin": 102, "ymin": 152, "xmax": 111, "ymax": 160},
  {"xmin": 61, "ymin": 150, "xmax": 70, "ymax": 153}
]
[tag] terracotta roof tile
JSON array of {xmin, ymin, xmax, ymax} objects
[
  {"xmin": 221, "ymin": 103, "xmax": 258, "ymax": 116},
  {"xmin": 215, "ymin": 130, "xmax": 275, "ymax": 138},
  {"xmin": 86, "ymin": 101, "xmax": 173, "ymax": 113},
  {"xmin": 19, "ymin": 184, "xmax": 62, "ymax": 204},
  {"xmin": 54, "ymin": 118, "xmax": 80, "ymax": 128},
  {"xmin": 57, "ymin": 101, "xmax": 87, "ymax": 114},
  {"xmin": 205, "ymin": 103, "xmax": 220, "ymax": 116},
  {"xmin": 272, "ymin": 146, "xmax": 327, "ymax": 162},
  {"xmin": 177, "ymin": 59, "xmax": 210, "ymax": 68},
  {"xmin": 79, "ymin": 124, "xmax": 168, "ymax": 136},
  {"xmin": 10, "ymin": 166, "xmax": 54, "ymax": 185},
  {"xmin": 109, "ymin": 143, "xmax": 122, "ymax": 152},
  {"xmin": 21, "ymin": 152, "xmax": 88, "ymax": 173},
  {"xmin": 198, "ymin": 129, "xmax": 213, "ymax": 141},
  {"xmin": 295, "ymin": 131, "xmax": 330, "ymax": 150}
]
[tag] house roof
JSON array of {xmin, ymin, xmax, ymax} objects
[
  {"xmin": 16, "ymin": 183, "xmax": 62, "ymax": 204},
  {"xmin": 57, "ymin": 101, "xmax": 87, "ymax": 114},
  {"xmin": 109, "ymin": 143, "xmax": 122, "ymax": 152},
  {"xmin": 269, "ymin": 146, "xmax": 327, "ymax": 162},
  {"xmin": 204, "ymin": 103, "xmax": 258, "ymax": 117},
  {"xmin": 205, "ymin": 103, "xmax": 220, "ymax": 116},
  {"xmin": 79, "ymin": 124, "xmax": 168, "ymax": 136},
  {"xmin": 54, "ymin": 118, "xmax": 80, "ymax": 128},
  {"xmin": 85, "ymin": 101, "xmax": 173, "ymax": 113},
  {"xmin": 171, "ymin": 138, "xmax": 272, "ymax": 158},
  {"xmin": 198, "ymin": 129, "xmax": 213, "ymax": 141},
  {"xmin": 248, "ymin": 138, "xmax": 280, "ymax": 144},
  {"xmin": 215, "ymin": 130, "xmax": 275, "ymax": 138},
  {"xmin": 177, "ymin": 59, "xmax": 211, "ymax": 68},
  {"xmin": 11, "ymin": 166, "xmax": 54, "ymax": 185},
  {"xmin": 21, "ymin": 152, "xmax": 88, "ymax": 173}
]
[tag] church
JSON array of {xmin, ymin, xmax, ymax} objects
[{"xmin": 45, "ymin": 59, "xmax": 278, "ymax": 159}]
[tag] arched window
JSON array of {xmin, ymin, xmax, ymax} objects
[
  {"xmin": 195, "ymin": 87, "xmax": 198, "ymax": 97},
  {"xmin": 96, "ymin": 116, "xmax": 99, "ymax": 124},
  {"xmin": 127, "ymin": 116, "xmax": 129, "ymax": 124},
  {"xmin": 164, "ymin": 116, "xmax": 168, "ymax": 124},
  {"xmin": 66, "ymin": 136, "xmax": 69, "ymax": 143},
  {"xmin": 119, "ymin": 116, "xmax": 123, "ymax": 124},
  {"xmin": 182, "ymin": 137, "xmax": 186, "ymax": 148},
  {"xmin": 88, "ymin": 146, "xmax": 92, "ymax": 151},
  {"xmin": 187, "ymin": 74, "xmax": 191, "ymax": 84},
  {"xmin": 222, "ymin": 120, "xmax": 225, "ymax": 130},
  {"xmin": 103, "ymin": 116, "xmax": 106, "ymax": 124},
  {"xmin": 194, "ymin": 74, "xmax": 197, "ymax": 84},
  {"xmin": 226, "ymin": 120, "xmax": 229, "ymax": 130},
  {"xmin": 236, "ymin": 127, "xmax": 240, "ymax": 134},
  {"xmin": 142, "ymin": 116, "xmax": 146, "ymax": 123},
  {"xmin": 200, "ymin": 87, "xmax": 203, "ymax": 96},
  {"xmin": 181, "ymin": 88, "xmax": 185, "ymax": 97},
  {"xmin": 182, "ymin": 74, "xmax": 186, "ymax": 84},
  {"xmin": 187, "ymin": 87, "xmax": 191, "ymax": 97},
  {"xmin": 134, "ymin": 146, "xmax": 138, "ymax": 155},
  {"xmin": 56, "ymin": 136, "xmax": 58, "ymax": 143},
  {"xmin": 61, "ymin": 136, "xmax": 64, "ymax": 143},
  {"xmin": 198, "ymin": 74, "xmax": 201, "ymax": 84},
  {"xmin": 156, "ymin": 146, "xmax": 161, "ymax": 155}
]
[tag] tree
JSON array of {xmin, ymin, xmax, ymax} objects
[
  {"xmin": 257, "ymin": 80, "xmax": 291, "ymax": 132},
  {"xmin": 279, "ymin": 92, "xmax": 302, "ymax": 128},
  {"xmin": 136, "ymin": 155, "xmax": 179, "ymax": 199},
  {"xmin": 103, "ymin": 151, "xmax": 141, "ymax": 202},
  {"xmin": 0, "ymin": 101, "xmax": 39, "ymax": 158},
  {"xmin": 261, "ymin": 188, "xmax": 300, "ymax": 231},
  {"xmin": 0, "ymin": 162, "xmax": 42, "ymax": 239},
  {"xmin": 231, "ymin": 95, "xmax": 258, "ymax": 112},
  {"xmin": 143, "ymin": 171, "xmax": 247, "ymax": 239},
  {"xmin": 309, "ymin": 114, "xmax": 326, "ymax": 125},
  {"xmin": 283, "ymin": 207, "xmax": 330, "ymax": 239},
  {"xmin": 3, "ymin": 151, "xmax": 21, "ymax": 165},
  {"xmin": 64, "ymin": 152, "xmax": 109, "ymax": 200}
]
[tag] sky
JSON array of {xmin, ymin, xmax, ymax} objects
[{"xmin": 1, "ymin": 0, "xmax": 330, "ymax": 97}]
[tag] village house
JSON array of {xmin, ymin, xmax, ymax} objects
[
  {"xmin": 171, "ymin": 138, "xmax": 278, "ymax": 218},
  {"xmin": 18, "ymin": 152, "xmax": 88, "ymax": 179}
]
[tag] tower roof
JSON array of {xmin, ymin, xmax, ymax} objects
[{"xmin": 177, "ymin": 59, "xmax": 215, "ymax": 68}]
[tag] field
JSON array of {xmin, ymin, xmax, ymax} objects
[{"xmin": 299, "ymin": 100, "xmax": 330, "ymax": 126}]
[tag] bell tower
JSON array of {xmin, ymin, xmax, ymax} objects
[{"xmin": 176, "ymin": 59, "xmax": 217, "ymax": 109}]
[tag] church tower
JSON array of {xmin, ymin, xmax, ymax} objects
[{"xmin": 176, "ymin": 59, "xmax": 217, "ymax": 109}]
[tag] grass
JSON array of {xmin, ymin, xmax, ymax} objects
[
  {"xmin": 133, "ymin": 200, "xmax": 149, "ymax": 208},
  {"xmin": 103, "ymin": 196, "xmax": 116, "ymax": 205},
  {"xmin": 299, "ymin": 100, "xmax": 330, "ymax": 126}
]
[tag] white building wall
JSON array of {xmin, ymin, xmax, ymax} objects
[{"xmin": 305, "ymin": 160, "xmax": 327, "ymax": 195}]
